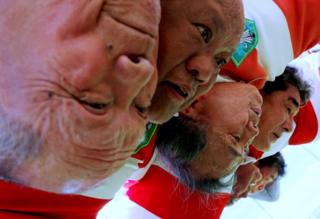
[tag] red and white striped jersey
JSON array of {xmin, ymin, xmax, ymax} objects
[
  {"xmin": 221, "ymin": 0, "xmax": 320, "ymax": 89},
  {"xmin": 93, "ymin": 0, "xmax": 320, "ymax": 217},
  {"xmin": 98, "ymin": 151, "xmax": 234, "ymax": 219}
]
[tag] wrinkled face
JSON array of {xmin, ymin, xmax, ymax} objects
[
  {"xmin": 253, "ymin": 85, "xmax": 301, "ymax": 152},
  {"xmin": 182, "ymin": 82, "xmax": 263, "ymax": 179},
  {"xmin": 149, "ymin": 0, "xmax": 244, "ymax": 123},
  {"xmin": 0, "ymin": 0, "xmax": 160, "ymax": 190}
]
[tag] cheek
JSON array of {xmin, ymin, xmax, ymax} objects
[
  {"xmin": 51, "ymin": 102, "xmax": 145, "ymax": 153},
  {"xmin": 57, "ymin": 37, "xmax": 110, "ymax": 90},
  {"xmin": 158, "ymin": 28, "xmax": 199, "ymax": 79},
  {"xmin": 262, "ymin": 110, "xmax": 286, "ymax": 132},
  {"xmin": 157, "ymin": 38, "xmax": 182, "ymax": 81}
]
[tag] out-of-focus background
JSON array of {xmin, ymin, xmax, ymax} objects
[{"xmin": 221, "ymin": 141, "xmax": 320, "ymax": 219}]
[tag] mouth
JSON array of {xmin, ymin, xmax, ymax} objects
[{"xmin": 162, "ymin": 81, "xmax": 189, "ymax": 99}]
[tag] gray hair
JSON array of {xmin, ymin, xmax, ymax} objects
[
  {"xmin": 0, "ymin": 107, "xmax": 42, "ymax": 183},
  {"xmin": 156, "ymin": 116, "xmax": 232, "ymax": 193}
]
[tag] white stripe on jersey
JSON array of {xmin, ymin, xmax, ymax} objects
[
  {"xmin": 97, "ymin": 191, "xmax": 160, "ymax": 219},
  {"xmin": 243, "ymin": 0, "xmax": 294, "ymax": 81}
]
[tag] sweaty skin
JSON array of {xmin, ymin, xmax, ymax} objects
[{"xmin": 0, "ymin": 0, "xmax": 160, "ymax": 193}]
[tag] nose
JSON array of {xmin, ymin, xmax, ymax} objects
[
  {"xmin": 186, "ymin": 53, "xmax": 216, "ymax": 85},
  {"xmin": 282, "ymin": 116, "xmax": 294, "ymax": 132},
  {"xmin": 113, "ymin": 55, "xmax": 155, "ymax": 109}
]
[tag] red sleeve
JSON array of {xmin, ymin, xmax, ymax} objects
[
  {"xmin": 127, "ymin": 165, "xmax": 230, "ymax": 219},
  {"xmin": 0, "ymin": 180, "xmax": 108, "ymax": 219},
  {"xmin": 221, "ymin": 49, "xmax": 267, "ymax": 89}
]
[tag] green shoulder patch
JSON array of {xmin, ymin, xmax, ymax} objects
[
  {"xmin": 133, "ymin": 122, "xmax": 158, "ymax": 154},
  {"xmin": 231, "ymin": 18, "xmax": 259, "ymax": 67}
]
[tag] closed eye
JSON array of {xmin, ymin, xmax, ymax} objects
[{"xmin": 81, "ymin": 101, "xmax": 110, "ymax": 115}]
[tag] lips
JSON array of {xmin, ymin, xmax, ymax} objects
[{"xmin": 162, "ymin": 81, "xmax": 189, "ymax": 98}]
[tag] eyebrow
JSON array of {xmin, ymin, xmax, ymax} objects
[{"xmin": 288, "ymin": 97, "xmax": 299, "ymax": 108}]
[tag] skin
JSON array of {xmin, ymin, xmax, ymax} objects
[
  {"xmin": 149, "ymin": 0, "xmax": 244, "ymax": 123},
  {"xmin": 253, "ymin": 84, "xmax": 301, "ymax": 152},
  {"xmin": 0, "ymin": 0, "xmax": 160, "ymax": 193},
  {"xmin": 232, "ymin": 84, "xmax": 301, "ymax": 198},
  {"xmin": 182, "ymin": 82, "xmax": 263, "ymax": 180},
  {"xmin": 232, "ymin": 163, "xmax": 262, "ymax": 198},
  {"xmin": 250, "ymin": 165, "xmax": 278, "ymax": 193}
]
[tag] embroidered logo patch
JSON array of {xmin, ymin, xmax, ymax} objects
[
  {"xmin": 231, "ymin": 18, "xmax": 258, "ymax": 67},
  {"xmin": 133, "ymin": 122, "xmax": 157, "ymax": 154}
]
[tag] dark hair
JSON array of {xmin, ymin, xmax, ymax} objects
[
  {"xmin": 156, "ymin": 116, "xmax": 230, "ymax": 193},
  {"xmin": 257, "ymin": 152, "xmax": 286, "ymax": 177},
  {"xmin": 263, "ymin": 66, "xmax": 312, "ymax": 105}
]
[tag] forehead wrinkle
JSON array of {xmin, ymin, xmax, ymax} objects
[{"xmin": 205, "ymin": 2, "xmax": 227, "ymax": 41}]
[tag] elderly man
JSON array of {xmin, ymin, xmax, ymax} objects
[
  {"xmin": 149, "ymin": 0, "xmax": 244, "ymax": 123},
  {"xmin": 0, "ymin": 0, "xmax": 161, "ymax": 194},
  {"xmin": 0, "ymin": 0, "xmax": 245, "ymax": 218},
  {"xmin": 101, "ymin": 66, "xmax": 310, "ymax": 218},
  {"xmin": 98, "ymin": 81, "xmax": 263, "ymax": 219},
  {"xmin": 0, "ymin": 1, "xmax": 161, "ymax": 218},
  {"xmin": 91, "ymin": 0, "xmax": 245, "ymax": 197}
]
